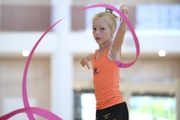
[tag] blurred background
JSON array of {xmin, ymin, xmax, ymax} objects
[{"xmin": 0, "ymin": 0, "xmax": 180, "ymax": 120}]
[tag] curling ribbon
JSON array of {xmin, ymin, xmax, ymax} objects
[{"xmin": 0, "ymin": 3, "xmax": 140, "ymax": 120}]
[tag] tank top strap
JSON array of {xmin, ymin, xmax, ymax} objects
[{"xmin": 92, "ymin": 49, "xmax": 99, "ymax": 61}]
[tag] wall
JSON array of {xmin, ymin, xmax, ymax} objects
[
  {"xmin": 1, "ymin": 30, "xmax": 180, "ymax": 55},
  {"xmin": 0, "ymin": 0, "xmax": 50, "ymax": 6},
  {"xmin": 0, "ymin": 57, "xmax": 50, "ymax": 120},
  {"xmin": 74, "ymin": 57, "xmax": 180, "ymax": 90},
  {"xmin": 72, "ymin": 0, "xmax": 180, "ymax": 6}
]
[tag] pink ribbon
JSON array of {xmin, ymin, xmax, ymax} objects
[{"xmin": 0, "ymin": 4, "xmax": 139, "ymax": 120}]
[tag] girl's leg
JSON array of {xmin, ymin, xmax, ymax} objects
[
  {"xmin": 95, "ymin": 102, "xmax": 129, "ymax": 120},
  {"xmin": 96, "ymin": 110, "xmax": 102, "ymax": 120},
  {"xmin": 101, "ymin": 102, "xmax": 129, "ymax": 120},
  {"xmin": 116, "ymin": 102, "xmax": 129, "ymax": 120}
]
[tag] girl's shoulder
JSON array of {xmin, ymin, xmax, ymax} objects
[{"xmin": 94, "ymin": 49, "xmax": 99, "ymax": 53}]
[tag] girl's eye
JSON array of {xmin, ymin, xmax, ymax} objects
[
  {"xmin": 101, "ymin": 28, "xmax": 105, "ymax": 30},
  {"xmin": 93, "ymin": 28, "xmax": 96, "ymax": 31}
]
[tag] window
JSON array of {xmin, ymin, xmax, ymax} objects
[{"xmin": 130, "ymin": 94, "xmax": 176, "ymax": 120}]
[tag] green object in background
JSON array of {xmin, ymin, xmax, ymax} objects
[{"xmin": 130, "ymin": 96, "xmax": 176, "ymax": 120}]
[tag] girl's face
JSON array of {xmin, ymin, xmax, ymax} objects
[{"xmin": 92, "ymin": 17, "xmax": 114, "ymax": 45}]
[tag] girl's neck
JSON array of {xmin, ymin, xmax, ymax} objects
[{"xmin": 99, "ymin": 40, "xmax": 112, "ymax": 51}]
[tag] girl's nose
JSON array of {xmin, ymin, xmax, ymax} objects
[{"xmin": 95, "ymin": 29, "xmax": 100, "ymax": 35}]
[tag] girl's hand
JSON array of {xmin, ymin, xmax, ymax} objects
[
  {"xmin": 80, "ymin": 57, "xmax": 91, "ymax": 69},
  {"xmin": 120, "ymin": 5, "xmax": 129, "ymax": 19}
]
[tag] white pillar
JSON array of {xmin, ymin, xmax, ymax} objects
[
  {"xmin": 50, "ymin": 0, "xmax": 73, "ymax": 120},
  {"xmin": 176, "ymin": 78, "xmax": 180, "ymax": 120}
]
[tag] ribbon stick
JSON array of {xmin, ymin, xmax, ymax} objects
[{"xmin": 0, "ymin": 4, "xmax": 139, "ymax": 120}]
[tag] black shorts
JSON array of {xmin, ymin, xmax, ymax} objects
[{"xmin": 96, "ymin": 102, "xmax": 129, "ymax": 120}]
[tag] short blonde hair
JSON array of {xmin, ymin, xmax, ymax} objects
[{"xmin": 92, "ymin": 12, "xmax": 119, "ymax": 30}]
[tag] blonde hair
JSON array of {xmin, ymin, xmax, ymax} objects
[{"xmin": 92, "ymin": 12, "xmax": 119, "ymax": 30}]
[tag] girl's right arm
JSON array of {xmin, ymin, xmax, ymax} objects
[
  {"xmin": 109, "ymin": 5, "xmax": 129, "ymax": 61},
  {"xmin": 80, "ymin": 52, "xmax": 94, "ymax": 69}
]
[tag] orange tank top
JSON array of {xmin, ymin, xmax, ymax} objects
[{"xmin": 92, "ymin": 47, "xmax": 124, "ymax": 110}]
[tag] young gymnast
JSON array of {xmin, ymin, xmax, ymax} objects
[{"xmin": 80, "ymin": 5, "xmax": 129, "ymax": 120}]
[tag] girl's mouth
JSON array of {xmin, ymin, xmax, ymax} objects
[{"xmin": 96, "ymin": 37, "xmax": 101, "ymax": 40}]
